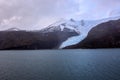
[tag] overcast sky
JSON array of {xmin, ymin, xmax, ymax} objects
[{"xmin": 0, "ymin": 0, "xmax": 120, "ymax": 30}]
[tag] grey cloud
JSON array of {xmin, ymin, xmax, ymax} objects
[
  {"xmin": 0, "ymin": 0, "xmax": 79, "ymax": 30},
  {"xmin": 0, "ymin": 0, "xmax": 79, "ymax": 18}
]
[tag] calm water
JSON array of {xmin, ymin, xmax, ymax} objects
[{"xmin": 0, "ymin": 49, "xmax": 120, "ymax": 80}]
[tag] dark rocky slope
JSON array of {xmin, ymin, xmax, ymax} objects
[
  {"xmin": 0, "ymin": 30, "xmax": 78, "ymax": 50},
  {"xmin": 64, "ymin": 19, "xmax": 120, "ymax": 49}
]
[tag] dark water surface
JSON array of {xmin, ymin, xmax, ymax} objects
[{"xmin": 0, "ymin": 49, "xmax": 120, "ymax": 80}]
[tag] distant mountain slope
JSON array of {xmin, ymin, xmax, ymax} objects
[
  {"xmin": 0, "ymin": 30, "xmax": 78, "ymax": 50},
  {"xmin": 64, "ymin": 19, "xmax": 120, "ymax": 49}
]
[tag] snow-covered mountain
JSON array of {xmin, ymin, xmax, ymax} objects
[
  {"xmin": 40, "ymin": 19, "xmax": 81, "ymax": 34},
  {"xmin": 40, "ymin": 16, "xmax": 120, "ymax": 48},
  {"xmin": 60, "ymin": 16, "xmax": 120, "ymax": 48}
]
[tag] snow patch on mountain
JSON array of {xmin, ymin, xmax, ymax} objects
[{"xmin": 6, "ymin": 27, "xmax": 21, "ymax": 31}]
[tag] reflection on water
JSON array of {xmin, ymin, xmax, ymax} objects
[{"xmin": 0, "ymin": 49, "xmax": 120, "ymax": 80}]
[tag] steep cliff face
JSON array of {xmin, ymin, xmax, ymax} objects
[{"xmin": 64, "ymin": 19, "xmax": 120, "ymax": 49}]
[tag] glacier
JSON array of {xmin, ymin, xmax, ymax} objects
[{"xmin": 59, "ymin": 16, "xmax": 120, "ymax": 48}]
